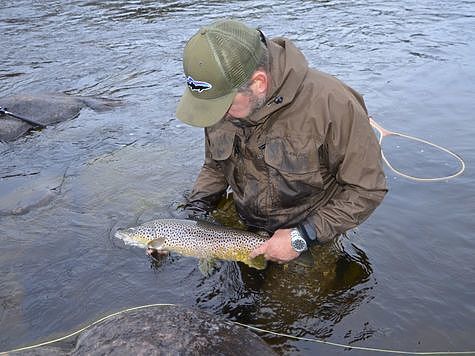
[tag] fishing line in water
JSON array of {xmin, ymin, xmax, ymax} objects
[
  {"xmin": 1, "ymin": 303, "xmax": 473, "ymax": 355},
  {"xmin": 369, "ymin": 117, "xmax": 465, "ymax": 182},
  {"xmin": 234, "ymin": 322, "xmax": 474, "ymax": 355}
]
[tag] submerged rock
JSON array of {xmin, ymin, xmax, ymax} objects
[
  {"xmin": 17, "ymin": 305, "xmax": 276, "ymax": 355},
  {"xmin": 0, "ymin": 167, "xmax": 67, "ymax": 216},
  {"xmin": 0, "ymin": 93, "xmax": 122, "ymax": 141}
]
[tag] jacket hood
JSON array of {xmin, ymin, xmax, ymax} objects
[{"xmin": 237, "ymin": 37, "xmax": 309, "ymax": 126}]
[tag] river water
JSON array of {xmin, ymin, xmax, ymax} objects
[{"xmin": 1, "ymin": 1, "xmax": 474, "ymax": 355}]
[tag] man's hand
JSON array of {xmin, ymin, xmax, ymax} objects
[{"xmin": 249, "ymin": 228, "xmax": 300, "ymax": 263}]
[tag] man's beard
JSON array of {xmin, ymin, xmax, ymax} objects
[
  {"xmin": 246, "ymin": 92, "xmax": 267, "ymax": 119},
  {"xmin": 224, "ymin": 91, "xmax": 267, "ymax": 122}
]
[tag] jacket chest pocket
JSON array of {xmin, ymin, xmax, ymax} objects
[
  {"xmin": 264, "ymin": 136, "xmax": 323, "ymax": 207},
  {"xmin": 208, "ymin": 131, "xmax": 244, "ymax": 193}
]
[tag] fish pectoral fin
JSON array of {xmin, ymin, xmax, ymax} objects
[
  {"xmin": 146, "ymin": 247, "xmax": 169, "ymax": 256},
  {"xmin": 198, "ymin": 258, "xmax": 217, "ymax": 277},
  {"xmin": 146, "ymin": 239, "xmax": 169, "ymax": 261},
  {"xmin": 147, "ymin": 239, "xmax": 164, "ymax": 251}
]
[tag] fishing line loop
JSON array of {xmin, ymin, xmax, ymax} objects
[{"xmin": 369, "ymin": 117, "xmax": 465, "ymax": 182}]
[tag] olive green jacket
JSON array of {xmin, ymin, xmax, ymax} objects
[{"xmin": 187, "ymin": 37, "xmax": 387, "ymax": 243}]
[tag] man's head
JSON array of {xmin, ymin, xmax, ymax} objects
[{"xmin": 176, "ymin": 19, "xmax": 269, "ymax": 127}]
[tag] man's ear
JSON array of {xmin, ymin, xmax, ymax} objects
[{"xmin": 250, "ymin": 70, "xmax": 268, "ymax": 95}]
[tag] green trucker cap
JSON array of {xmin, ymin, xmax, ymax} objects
[{"xmin": 176, "ymin": 19, "xmax": 263, "ymax": 127}]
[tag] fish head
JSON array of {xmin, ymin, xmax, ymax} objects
[{"xmin": 114, "ymin": 222, "xmax": 163, "ymax": 248}]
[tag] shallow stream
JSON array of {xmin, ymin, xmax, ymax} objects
[{"xmin": 1, "ymin": 1, "xmax": 474, "ymax": 354}]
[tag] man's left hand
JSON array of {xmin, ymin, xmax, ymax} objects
[{"xmin": 249, "ymin": 228, "xmax": 300, "ymax": 263}]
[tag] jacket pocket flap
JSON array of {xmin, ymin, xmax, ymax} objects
[
  {"xmin": 208, "ymin": 130, "xmax": 235, "ymax": 161},
  {"xmin": 264, "ymin": 137, "xmax": 320, "ymax": 173}
]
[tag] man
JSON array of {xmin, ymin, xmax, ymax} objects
[{"xmin": 175, "ymin": 19, "xmax": 387, "ymax": 265}]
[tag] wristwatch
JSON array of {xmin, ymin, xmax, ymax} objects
[{"xmin": 290, "ymin": 228, "xmax": 308, "ymax": 253}]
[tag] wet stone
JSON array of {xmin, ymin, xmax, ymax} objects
[
  {"xmin": 0, "ymin": 93, "xmax": 122, "ymax": 141},
  {"xmin": 20, "ymin": 305, "xmax": 276, "ymax": 355}
]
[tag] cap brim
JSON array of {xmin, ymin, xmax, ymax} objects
[{"xmin": 176, "ymin": 87, "xmax": 236, "ymax": 128}]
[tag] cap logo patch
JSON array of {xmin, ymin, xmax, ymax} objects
[{"xmin": 186, "ymin": 76, "xmax": 212, "ymax": 93}]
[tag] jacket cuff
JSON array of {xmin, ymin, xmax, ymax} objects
[{"xmin": 297, "ymin": 219, "xmax": 320, "ymax": 246}]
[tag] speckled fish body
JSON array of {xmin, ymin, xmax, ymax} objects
[{"xmin": 114, "ymin": 219, "xmax": 268, "ymax": 270}]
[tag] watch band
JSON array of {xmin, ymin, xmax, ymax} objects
[{"xmin": 297, "ymin": 220, "xmax": 319, "ymax": 246}]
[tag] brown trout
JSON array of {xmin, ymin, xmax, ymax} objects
[{"xmin": 114, "ymin": 218, "xmax": 268, "ymax": 270}]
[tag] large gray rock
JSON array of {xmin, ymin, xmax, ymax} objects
[
  {"xmin": 0, "ymin": 93, "xmax": 122, "ymax": 141},
  {"xmin": 18, "ymin": 305, "xmax": 276, "ymax": 355}
]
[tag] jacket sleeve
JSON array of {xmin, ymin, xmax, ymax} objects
[
  {"xmin": 185, "ymin": 130, "xmax": 229, "ymax": 212},
  {"xmin": 302, "ymin": 96, "xmax": 387, "ymax": 244}
]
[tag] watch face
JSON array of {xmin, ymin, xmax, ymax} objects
[{"xmin": 291, "ymin": 237, "xmax": 307, "ymax": 252}]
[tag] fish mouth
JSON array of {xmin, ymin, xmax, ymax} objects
[
  {"xmin": 114, "ymin": 228, "xmax": 135, "ymax": 242},
  {"xmin": 114, "ymin": 228, "xmax": 149, "ymax": 248},
  {"xmin": 114, "ymin": 229, "xmax": 128, "ymax": 240}
]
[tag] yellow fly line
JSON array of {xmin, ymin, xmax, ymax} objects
[
  {"xmin": 0, "ymin": 303, "xmax": 473, "ymax": 355},
  {"xmin": 369, "ymin": 117, "xmax": 465, "ymax": 182}
]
